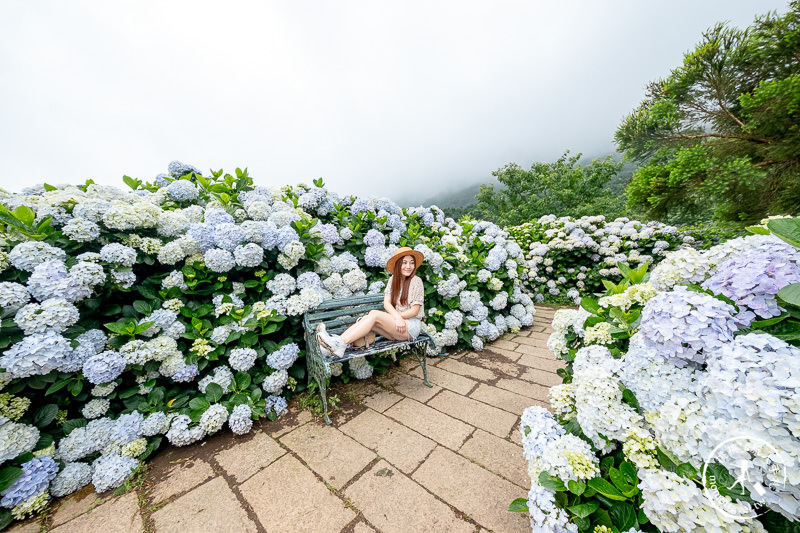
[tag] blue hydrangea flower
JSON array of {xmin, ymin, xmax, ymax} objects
[
  {"xmin": 350, "ymin": 198, "xmax": 371, "ymax": 215},
  {"xmin": 82, "ymin": 351, "xmax": 126, "ymax": 384},
  {"xmin": 275, "ymin": 226, "xmax": 300, "ymax": 252},
  {"xmin": 110, "ymin": 411, "xmax": 144, "ymax": 446},
  {"xmin": 317, "ymin": 224, "xmax": 340, "ymax": 245},
  {"xmin": 265, "ymin": 395, "xmax": 288, "ymax": 417},
  {"xmin": 0, "ymin": 456, "xmax": 58, "ymax": 508},
  {"xmin": 166, "ymin": 179, "xmax": 199, "ymax": 202},
  {"xmin": 27, "ymin": 261, "xmax": 87, "ymax": 303},
  {"xmin": 204, "ymin": 208, "xmax": 234, "ymax": 225},
  {"xmin": 213, "ymin": 223, "xmax": 245, "ymax": 251},
  {"xmin": 187, "ymin": 223, "xmax": 217, "ymax": 252},
  {"xmin": 296, "ymin": 272, "xmax": 321, "ymax": 290},
  {"xmin": 364, "ymin": 229, "xmax": 386, "ymax": 247},
  {"xmin": 168, "ymin": 160, "xmax": 200, "ymax": 177},
  {"xmin": 99, "ymin": 243, "xmax": 137, "ymax": 267}
]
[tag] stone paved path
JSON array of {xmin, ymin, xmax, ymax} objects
[{"xmin": 11, "ymin": 307, "xmax": 562, "ymax": 533}]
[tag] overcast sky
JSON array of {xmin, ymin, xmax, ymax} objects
[{"xmin": 0, "ymin": 1, "xmax": 789, "ymax": 204}]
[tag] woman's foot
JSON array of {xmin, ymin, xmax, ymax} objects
[{"xmin": 316, "ymin": 323, "xmax": 346, "ymax": 358}]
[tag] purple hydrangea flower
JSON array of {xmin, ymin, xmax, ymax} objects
[{"xmin": 702, "ymin": 252, "xmax": 800, "ymax": 326}]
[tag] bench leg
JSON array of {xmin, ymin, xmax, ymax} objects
[
  {"xmin": 413, "ymin": 343, "xmax": 433, "ymax": 388},
  {"xmin": 315, "ymin": 376, "xmax": 333, "ymax": 425},
  {"xmin": 307, "ymin": 349, "xmax": 334, "ymax": 425}
]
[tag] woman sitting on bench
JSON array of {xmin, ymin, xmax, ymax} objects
[{"xmin": 316, "ymin": 247, "xmax": 425, "ymax": 358}]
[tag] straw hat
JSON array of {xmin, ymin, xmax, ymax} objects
[{"xmin": 386, "ymin": 247, "xmax": 424, "ymax": 272}]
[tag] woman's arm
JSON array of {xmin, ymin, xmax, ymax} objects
[{"xmin": 396, "ymin": 305, "xmax": 421, "ymax": 319}]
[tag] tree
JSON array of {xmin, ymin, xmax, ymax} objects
[
  {"xmin": 475, "ymin": 151, "xmax": 625, "ymax": 227},
  {"xmin": 615, "ymin": 2, "xmax": 800, "ymax": 223}
]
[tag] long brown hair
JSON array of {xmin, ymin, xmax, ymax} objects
[{"xmin": 390, "ymin": 255, "xmax": 415, "ymax": 307}]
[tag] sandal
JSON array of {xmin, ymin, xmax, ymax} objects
[{"xmin": 353, "ymin": 332, "xmax": 377, "ymax": 349}]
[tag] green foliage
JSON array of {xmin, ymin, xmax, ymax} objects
[
  {"xmin": 476, "ymin": 151, "xmax": 626, "ymax": 227},
  {"xmin": 616, "ymin": 3, "xmax": 800, "ymax": 224}
]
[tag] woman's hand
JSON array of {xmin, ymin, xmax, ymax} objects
[{"xmin": 394, "ymin": 316, "xmax": 407, "ymax": 334}]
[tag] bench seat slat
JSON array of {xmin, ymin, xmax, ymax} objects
[
  {"xmin": 307, "ymin": 303, "xmax": 383, "ymax": 322},
  {"xmin": 312, "ymin": 294, "xmax": 383, "ymax": 311}
]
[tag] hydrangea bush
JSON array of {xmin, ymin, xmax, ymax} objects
[
  {"xmin": 514, "ymin": 220, "xmax": 800, "ymax": 532},
  {"xmin": 507, "ymin": 215, "xmax": 728, "ymax": 304},
  {"xmin": 0, "ymin": 163, "xmax": 535, "ymax": 528}
]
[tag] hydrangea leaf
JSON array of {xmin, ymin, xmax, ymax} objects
[
  {"xmin": 0, "ymin": 467, "xmax": 23, "ymax": 492},
  {"xmin": 609, "ymin": 501, "xmax": 638, "ymax": 531},
  {"xmin": 567, "ymin": 501, "xmax": 598, "ymax": 519},
  {"xmin": 777, "ymin": 282, "xmax": 800, "ymax": 308},
  {"xmin": 507, "ymin": 498, "xmax": 529, "ymax": 512},
  {"xmin": 767, "ymin": 218, "xmax": 800, "ymax": 248}
]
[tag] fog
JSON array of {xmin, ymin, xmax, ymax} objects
[{"xmin": 0, "ymin": 0, "xmax": 789, "ymax": 204}]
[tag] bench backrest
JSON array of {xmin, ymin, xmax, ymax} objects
[{"xmin": 303, "ymin": 293, "xmax": 385, "ymax": 336}]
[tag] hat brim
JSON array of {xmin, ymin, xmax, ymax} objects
[{"xmin": 386, "ymin": 249, "xmax": 425, "ymax": 272}]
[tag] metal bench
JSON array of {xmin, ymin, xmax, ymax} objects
[{"xmin": 303, "ymin": 293, "xmax": 435, "ymax": 424}]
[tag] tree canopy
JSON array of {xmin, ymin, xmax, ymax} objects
[
  {"xmin": 475, "ymin": 151, "xmax": 625, "ymax": 227},
  {"xmin": 615, "ymin": 2, "xmax": 800, "ymax": 223}
]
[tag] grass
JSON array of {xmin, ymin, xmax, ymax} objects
[{"xmin": 296, "ymin": 386, "xmax": 340, "ymax": 418}]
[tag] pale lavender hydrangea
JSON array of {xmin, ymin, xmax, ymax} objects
[
  {"xmin": 168, "ymin": 160, "xmax": 201, "ymax": 177},
  {"xmin": 170, "ymin": 362, "xmax": 199, "ymax": 382},
  {"xmin": 262, "ymin": 369, "xmax": 288, "ymax": 394},
  {"xmin": 204, "ymin": 248, "xmax": 235, "ymax": 273},
  {"xmin": 317, "ymin": 223, "xmax": 340, "ymax": 244},
  {"xmin": 165, "ymin": 415, "xmax": 204, "ymax": 446},
  {"xmin": 638, "ymin": 286, "xmax": 737, "ymax": 367},
  {"xmin": 14, "ymin": 298, "xmax": 79, "ymax": 335},
  {"xmin": 229, "ymin": 348, "xmax": 257, "ymax": 372},
  {"xmin": 296, "ymin": 272, "xmax": 321, "ymax": 290},
  {"xmin": 267, "ymin": 273, "xmax": 296, "ymax": 296},
  {"xmin": 166, "ymin": 179, "xmax": 199, "ymax": 201},
  {"xmin": 266, "ymin": 343, "xmax": 299, "ymax": 371},
  {"xmin": 233, "ymin": 243, "xmax": 264, "ymax": 268},
  {"xmin": 49, "ymin": 462, "xmax": 92, "ymax": 498},
  {"xmin": 8, "ymin": 241, "xmax": 66, "ymax": 272},
  {"xmin": 82, "ymin": 351, "xmax": 127, "ymax": 384},
  {"xmin": 701, "ymin": 252, "xmax": 800, "ymax": 326},
  {"xmin": 0, "ymin": 456, "xmax": 58, "ymax": 508},
  {"xmin": 0, "ymin": 331, "xmax": 72, "ymax": 379},
  {"xmin": 228, "ymin": 404, "xmax": 253, "ymax": 435},
  {"xmin": 213, "ymin": 222, "xmax": 245, "ymax": 251},
  {"xmin": 99, "ymin": 243, "xmax": 137, "ymax": 267},
  {"xmin": 265, "ymin": 395, "xmax": 288, "ymax": 417},
  {"xmin": 199, "ymin": 404, "xmax": 228, "ymax": 434},
  {"xmin": 275, "ymin": 226, "xmax": 300, "ymax": 252},
  {"xmin": 364, "ymin": 229, "xmax": 386, "ymax": 247},
  {"xmin": 0, "ymin": 282, "xmax": 30, "ymax": 311},
  {"xmin": 27, "ymin": 261, "xmax": 87, "ymax": 302},
  {"xmin": 141, "ymin": 412, "xmax": 169, "ymax": 437},
  {"xmin": 91, "ymin": 454, "xmax": 139, "ymax": 492}
]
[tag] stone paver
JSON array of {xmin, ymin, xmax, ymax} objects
[
  {"xmin": 7, "ymin": 522, "xmax": 39, "ymax": 533},
  {"xmin": 517, "ymin": 352, "xmax": 564, "ymax": 372},
  {"xmin": 515, "ymin": 343, "xmax": 558, "ymax": 359},
  {"xmin": 428, "ymin": 389, "xmax": 517, "ymax": 438},
  {"xmin": 479, "ymin": 357, "xmax": 521, "ymax": 376},
  {"xmin": 436, "ymin": 357, "xmax": 496, "ymax": 381},
  {"xmin": 520, "ymin": 367, "xmax": 563, "ymax": 387},
  {"xmin": 413, "ymin": 447, "xmax": 529, "ymax": 533},
  {"xmin": 496, "ymin": 377, "xmax": 550, "ymax": 402},
  {"xmin": 152, "ymin": 477, "xmax": 256, "ymax": 533},
  {"xmin": 268, "ymin": 409, "xmax": 314, "ymax": 438},
  {"xmin": 383, "ymin": 371, "xmax": 442, "ymax": 402},
  {"xmin": 353, "ymin": 522, "xmax": 378, "ymax": 533},
  {"xmin": 239, "ymin": 454, "xmax": 355, "ymax": 533},
  {"xmin": 279, "ymin": 420, "xmax": 376, "ymax": 488},
  {"xmin": 363, "ymin": 390, "xmax": 403, "ymax": 412},
  {"xmin": 491, "ymin": 339, "xmax": 519, "ymax": 351},
  {"xmin": 385, "ymin": 398, "xmax": 474, "ymax": 450},
  {"xmin": 345, "ymin": 460, "xmax": 475, "ymax": 533},
  {"xmin": 516, "ymin": 333, "xmax": 550, "ymax": 345},
  {"xmin": 470, "ymin": 383, "xmax": 536, "ymax": 415},
  {"xmin": 340, "ymin": 408, "xmax": 436, "ymax": 473},
  {"xmin": 215, "ymin": 431, "xmax": 286, "ymax": 483},
  {"xmin": 483, "ymin": 346, "xmax": 523, "ymax": 362},
  {"xmin": 458, "ymin": 429, "xmax": 529, "ymax": 488},
  {"xmin": 51, "ymin": 492, "xmax": 142, "ymax": 533},
  {"xmin": 149, "ymin": 458, "xmax": 216, "ymax": 503},
  {"xmin": 50, "ymin": 486, "xmax": 103, "ymax": 528},
  {"xmin": 408, "ymin": 364, "xmax": 477, "ymax": 395}
]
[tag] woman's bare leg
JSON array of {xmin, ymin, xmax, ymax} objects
[{"xmin": 340, "ymin": 310, "xmax": 407, "ymax": 344}]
